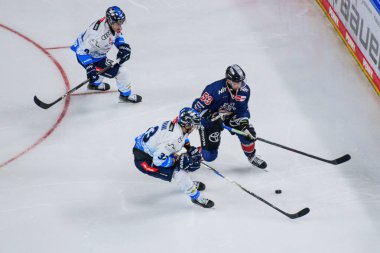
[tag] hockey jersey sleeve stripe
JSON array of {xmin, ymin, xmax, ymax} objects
[
  {"xmin": 71, "ymin": 36, "xmax": 94, "ymax": 66},
  {"xmin": 76, "ymin": 54, "xmax": 93, "ymax": 66},
  {"xmin": 134, "ymin": 136, "xmax": 145, "ymax": 151},
  {"xmin": 193, "ymin": 101, "xmax": 205, "ymax": 111}
]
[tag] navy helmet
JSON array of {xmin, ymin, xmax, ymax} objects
[
  {"xmin": 178, "ymin": 108, "xmax": 201, "ymax": 130},
  {"xmin": 106, "ymin": 6, "xmax": 126, "ymax": 25}
]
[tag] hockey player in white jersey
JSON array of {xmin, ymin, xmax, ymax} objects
[
  {"xmin": 71, "ymin": 6, "xmax": 142, "ymax": 103},
  {"xmin": 133, "ymin": 108, "xmax": 214, "ymax": 208}
]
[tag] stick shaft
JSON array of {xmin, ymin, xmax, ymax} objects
[
  {"xmin": 223, "ymin": 125, "xmax": 350, "ymax": 165},
  {"xmin": 201, "ymin": 162, "xmax": 309, "ymax": 219},
  {"xmin": 34, "ymin": 63, "xmax": 115, "ymax": 109}
]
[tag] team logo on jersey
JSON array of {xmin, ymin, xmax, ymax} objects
[
  {"xmin": 101, "ymin": 30, "xmax": 112, "ymax": 40},
  {"xmin": 89, "ymin": 39, "xmax": 100, "ymax": 48},
  {"xmin": 167, "ymin": 144, "xmax": 175, "ymax": 150},
  {"xmin": 209, "ymin": 132, "xmax": 220, "ymax": 143},
  {"xmin": 218, "ymin": 87, "xmax": 227, "ymax": 95},
  {"xmin": 234, "ymin": 95, "xmax": 247, "ymax": 102},
  {"xmin": 220, "ymin": 103, "xmax": 236, "ymax": 112},
  {"xmin": 240, "ymin": 86, "xmax": 248, "ymax": 93}
]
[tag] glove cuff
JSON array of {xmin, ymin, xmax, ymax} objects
[{"xmin": 117, "ymin": 43, "xmax": 130, "ymax": 50}]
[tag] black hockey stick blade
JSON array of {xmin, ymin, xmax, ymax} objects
[
  {"xmin": 34, "ymin": 95, "xmax": 56, "ymax": 109},
  {"xmin": 331, "ymin": 154, "xmax": 351, "ymax": 165},
  {"xmin": 287, "ymin": 207, "xmax": 310, "ymax": 219}
]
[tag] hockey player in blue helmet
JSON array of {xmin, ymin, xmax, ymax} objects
[
  {"xmin": 71, "ymin": 6, "xmax": 142, "ymax": 103},
  {"xmin": 133, "ymin": 108, "xmax": 214, "ymax": 208},
  {"xmin": 192, "ymin": 64, "xmax": 267, "ymax": 169}
]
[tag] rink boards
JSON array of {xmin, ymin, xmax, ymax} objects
[{"xmin": 317, "ymin": 0, "xmax": 380, "ymax": 95}]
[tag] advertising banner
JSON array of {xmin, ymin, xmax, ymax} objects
[{"xmin": 317, "ymin": 0, "xmax": 380, "ymax": 94}]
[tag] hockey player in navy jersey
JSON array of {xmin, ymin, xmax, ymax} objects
[
  {"xmin": 192, "ymin": 64, "xmax": 267, "ymax": 169},
  {"xmin": 71, "ymin": 6, "xmax": 142, "ymax": 103},
  {"xmin": 133, "ymin": 108, "xmax": 214, "ymax": 208}
]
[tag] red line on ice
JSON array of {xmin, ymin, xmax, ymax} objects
[
  {"xmin": 0, "ymin": 24, "xmax": 70, "ymax": 169},
  {"xmin": 71, "ymin": 90, "xmax": 118, "ymax": 96}
]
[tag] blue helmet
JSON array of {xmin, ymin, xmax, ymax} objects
[
  {"xmin": 106, "ymin": 6, "xmax": 126, "ymax": 25},
  {"xmin": 178, "ymin": 108, "xmax": 201, "ymax": 129}
]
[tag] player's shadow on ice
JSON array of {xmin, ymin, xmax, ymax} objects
[
  {"xmin": 125, "ymin": 188, "xmax": 193, "ymax": 209},
  {"xmin": 212, "ymin": 163, "xmax": 265, "ymax": 176}
]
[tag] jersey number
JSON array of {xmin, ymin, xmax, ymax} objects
[
  {"xmin": 158, "ymin": 153, "xmax": 167, "ymax": 160},
  {"xmin": 142, "ymin": 126, "xmax": 159, "ymax": 143},
  {"xmin": 200, "ymin": 92, "xmax": 213, "ymax": 105}
]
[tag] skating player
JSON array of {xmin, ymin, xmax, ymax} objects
[
  {"xmin": 71, "ymin": 6, "xmax": 142, "ymax": 103},
  {"xmin": 192, "ymin": 64, "xmax": 267, "ymax": 169}
]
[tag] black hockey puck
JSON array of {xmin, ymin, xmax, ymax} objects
[{"xmin": 275, "ymin": 189, "xmax": 282, "ymax": 194}]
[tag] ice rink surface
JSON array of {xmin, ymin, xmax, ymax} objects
[{"xmin": 1, "ymin": 0, "xmax": 380, "ymax": 252}]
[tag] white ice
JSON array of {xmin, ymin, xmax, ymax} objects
[{"xmin": 1, "ymin": 0, "xmax": 380, "ymax": 252}]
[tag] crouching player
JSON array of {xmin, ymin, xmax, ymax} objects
[{"xmin": 132, "ymin": 108, "xmax": 214, "ymax": 208}]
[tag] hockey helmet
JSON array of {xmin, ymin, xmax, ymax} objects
[
  {"xmin": 178, "ymin": 107, "xmax": 201, "ymax": 130},
  {"xmin": 226, "ymin": 64, "xmax": 246, "ymax": 82},
  {"xmin": 106, "ymin": 6, "xmax": 126, "ymax": 25}
]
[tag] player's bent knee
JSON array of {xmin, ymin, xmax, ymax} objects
[
  {"xmin": 134, "ymin": 160, "xmax": 173, "ymax": 182},
  {"xmin": 202, "ymin": 149, "xmax": 218, "ymax": 162}
]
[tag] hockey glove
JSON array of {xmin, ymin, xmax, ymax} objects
[
  {"xmin": 188, "ymin": 160, "xmax": 201, "ymax": 172},
  {"xmin": 187, "ymin": 146, "xmax": 201, "ymax": 172},
  {"xmin": 239, "ymin": 118, "xmax": 256, "ymax": 141},
  {"xmin": 176, "ymin": 153, "xmax": 191, "ymax": 171},
  {"xmin": 202, "ymin": 111, "xmax": 224, "ymax": 131},
  {"xmin": 187, "ymin": 146, "xmax": 202, "ymax": 162},
  {"xmin": 176, "ymin": 153, "xmax": 201, "ymax": 172},
  {"xmin": 117, "ymin": 43, "xmax": 131, "ymax": 65},
  {"xmin": 86, "ymin": 64, "xmax": 99, "ymax": 83}
]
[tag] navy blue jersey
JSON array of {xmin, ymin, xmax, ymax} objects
[{"xmin": 192, "ymin": 78, "xmax": 251, "ymax": 121}]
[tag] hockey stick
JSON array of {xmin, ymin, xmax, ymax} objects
[
  {"xmin": 34, "ymin": 62, "xmax": 116, "ymax": 109},
  {"xmin": 223, "ymin": 125, "xmax": 351, "ymax": 165},
  {"xmin": 201, "ymin": 162, "xmax": 309, "ymax": 219}
]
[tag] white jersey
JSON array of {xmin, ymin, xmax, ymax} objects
[
  {"xmin": 71, "ymin": 17, "xmax": 126, "ymax": 65},
  {"xmin": 135, "ymin": 119, "xmax": 189, "ymax": 167}
]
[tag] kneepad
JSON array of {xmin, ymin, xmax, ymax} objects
[{"xmin": 202, "ymin": 149, "xmax": 218, "ymax": 162}]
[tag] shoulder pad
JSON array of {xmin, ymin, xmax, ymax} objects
[
  {"xmin": 240, "ymin": 82, "xmax": 250, "ymax": 93},
  {"xmin": 203, "ymin": 80, "xmax": 221, "ymax": 95}
]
